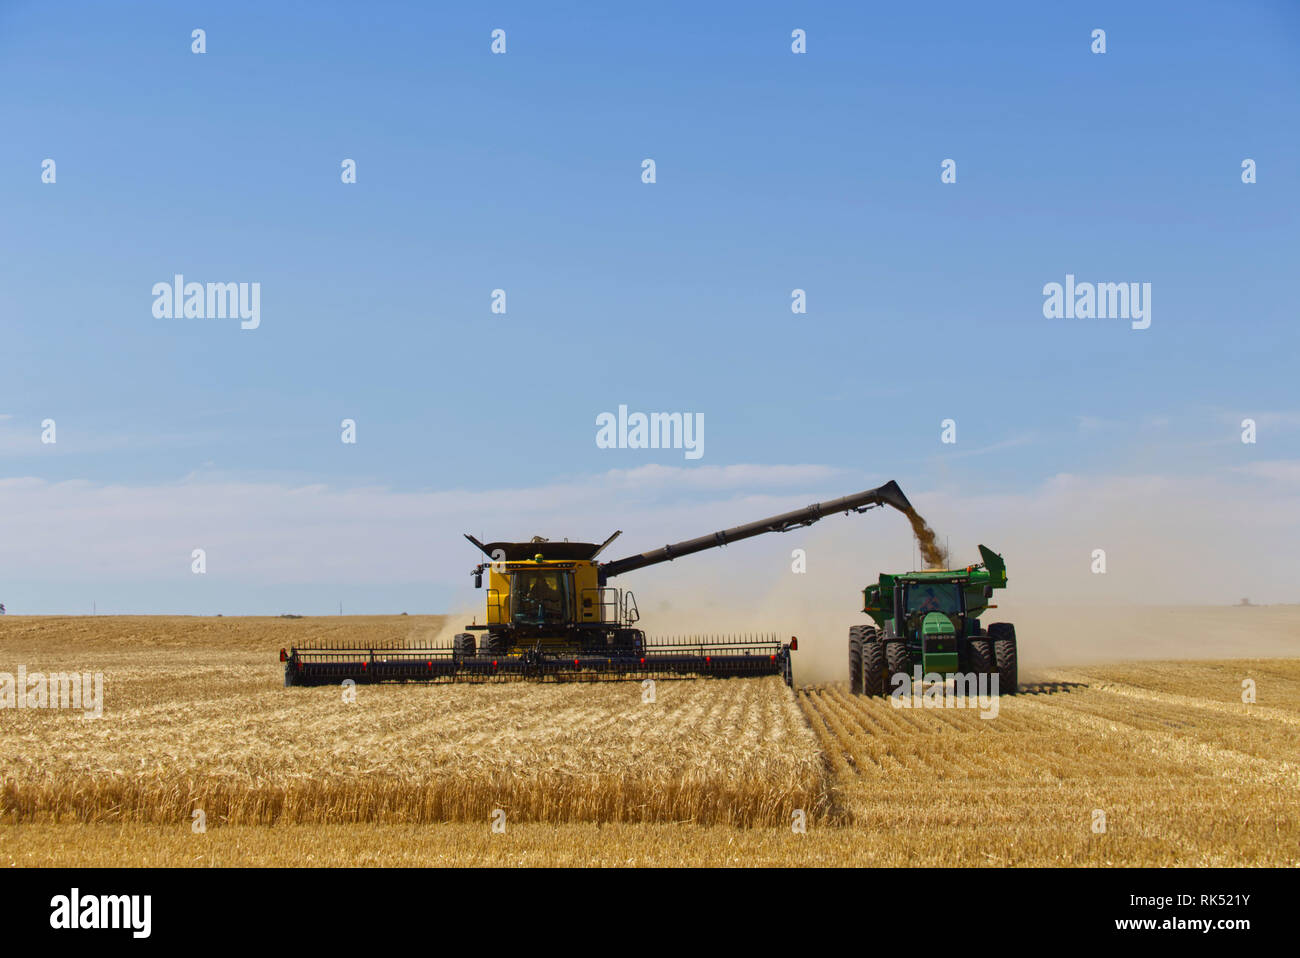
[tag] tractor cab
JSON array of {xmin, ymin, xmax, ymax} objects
[
  {"xmin": 902, "ymin": 579, "xmax": 963, "ymax": 624},
  {"xmin": 459, "ymin": 536, "xmax": 643, "ymax": 653},
  {"xmin": 901, "ymin": 579, "xmax": 965, "ymax": 654}
]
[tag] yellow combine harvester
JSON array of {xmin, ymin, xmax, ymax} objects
[{"xmin": 281, "ymin": 480, "xmax": 914, "ymax": 685}]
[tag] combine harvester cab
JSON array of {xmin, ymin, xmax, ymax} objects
[
  {"xmin": 848, "ymin": 544, "xmax": 1019, "ymax": 696},
  {"xmin": 282, "ymin": 480, "xmax": 915, "ymax": 687}
]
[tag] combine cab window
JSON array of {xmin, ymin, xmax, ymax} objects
[
  {"xmin": 511, "ymin": 570, "xmax": 570, "ymax": 626},
  {"xmin": 905, "ymin": 582, "xmax": 960, "ymax": 615}
]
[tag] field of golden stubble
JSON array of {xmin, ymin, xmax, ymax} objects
[
  {"xmin": 2, "ymin": 615, "xmax": 1298, "ymax": 866},
  {"xmin": 0, "ymin": 616, "xmax": 825, "ymax": 829},
  {"xmin": 799, "ymin": 657, "xmax": 1300, "ymax": 865}
]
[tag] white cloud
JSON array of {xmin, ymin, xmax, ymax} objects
[
  {"xmin": 1216, "ymin": 410, "xmax": 1300, "ymax": 431},
  {"xmin": 1232, "ymin": 460, "xmax": 1300, "ymax": 483},
  {"xmin": 0, "ymin": 468, "xmax": 871, "ymax": 587},
  {"xmin": 0, "ymin": 421, "xmax": 232, "ymax": 456},
  {"xmin": 935, "ymin": 434, "xmax": 1033, "ymax": 459},
  {"xmin": 596, "ymin": 463, "xmax": 849, "ymax": 490},
  {"xmin": 0, "ymin": 466, "xmax": 1295, "ymax": 611},
  {"xmin": 1075, "ymin": 415, "xmax": 1113, "ymax": 432}
]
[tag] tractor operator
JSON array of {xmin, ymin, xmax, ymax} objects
[{"xmin": 916, "ymin": 586, "xmax": 942, "ymax": 612}]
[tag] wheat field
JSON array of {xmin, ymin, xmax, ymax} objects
[
  {"xmin": 799, "ymin": 658, "xmax": 1300, "ymax": 865},
  {"xmin": 0, "ymin": 615, "xmax": 824, "ymax": 828},
  {"xmin": 1, "ymin": 614, "xmax": 1298, "ymax": 866}
]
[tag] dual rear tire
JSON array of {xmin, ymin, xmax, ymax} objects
[
  {"xmin": 863, "ymin": 637, "xmax": 886, "ymax": 696},
  {"xmin": 848, "ymin": 626, "xmax": 866, "ymax": 694},
  {"xmin": 848, "ymin": 625, "xmax": 888, "ymax": 696},
  {"xmin": 965, "ymin": 624, "xmax": 1018, "ymax": 694},
  {"xmin": 988, "ymin": 622, "xmax": 1018, "ymax": 695},
  {"xmin": 884, "ymin": 640, "xmax": 909, "ymax": 686}
]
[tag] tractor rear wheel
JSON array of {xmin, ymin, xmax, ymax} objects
[
  {"xmin": 884, "ymin": 640, "xmax": 910, "ymax": 690},
  {"xmin": 967, "ymin": 637, "xmax": 994, "ymax": 680},
  {"xmin": 989, "ymin": 623, "xmax": 1018, "ymax": 694},
  {"xmin": 861, "ymin": 633, "xmax": 886, "ymax": 696},
  {"xmin": 848, "ymin": 626, "xmax": 865, "ymax": 694}
]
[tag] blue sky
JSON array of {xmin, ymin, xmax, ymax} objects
[{"xmin": 2, "ymin": 1, "xmax": 1298, "ymax": 613}]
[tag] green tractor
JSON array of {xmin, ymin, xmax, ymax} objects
[{"xmin": 849, "ymin": 545, "xmax": 1018, "ymax": 696}]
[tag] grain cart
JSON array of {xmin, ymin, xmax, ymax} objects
[
  {"xmin": 282, "ymin": 480, "xmax": 915, "ymax": 685},
  {"xmin": 848, "ymin": 545, "xmax": 1018, "ymax": 695}
]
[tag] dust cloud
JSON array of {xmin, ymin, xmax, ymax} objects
[
  {"xmin": 998, "ymin": 602, "xmax": 1300, "ymax": 671},
  {"xmin": 410, "ymin": 607, "xmax": 474, "ymax": 648}
]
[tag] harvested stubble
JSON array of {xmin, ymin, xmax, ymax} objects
[
  {"xmin": 0, "ymin": 616, "xmax": 826, "ymax": 827},
  {"xmin": 798, "ymin": 658, "xmax": 1300, "ymax": 866},
  {"xmin": 5, "ymin": 616, "xmax": 1300, "ymax": 866}
]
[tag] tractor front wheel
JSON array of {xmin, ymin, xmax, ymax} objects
[
  {"xmin": 884, "ymin": 640, "xmax": 910, "ymax": 691},
  {"xmin": 453, "ymin": 633, "xmax": 476, "ymax": 657},
  {"xmin": 861, "ymin": 633, "xmax": 886, "ymax": 696},
  {"xmin": 967, "ymin": 637, "xmax": 994, "ymax": 681},
  {"xmin": 989, "ymin": 623, "xmax": 1018, "ymax": 694},
  {"xmin": 848, "ymin": 626, "xmax": 865, "ymax": 694}
]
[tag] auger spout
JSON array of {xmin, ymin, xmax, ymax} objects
[{"xmin": 599, "ymin": 480, "xmax": 913, "ymax": 580}]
